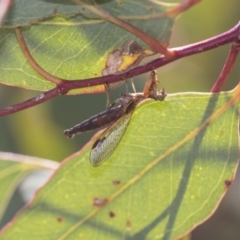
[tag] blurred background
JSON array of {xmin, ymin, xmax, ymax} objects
[{"xmin": 0, "ymin": 0, "xmax": 240, "ymax": 239}]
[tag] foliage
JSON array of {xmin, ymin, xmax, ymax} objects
[{"xmin": 0, "ymin": 1, "xmax": 239, "ymax": 240}]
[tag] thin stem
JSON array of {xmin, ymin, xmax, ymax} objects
[
  {"xmin": 0, "ymin": 22, "xmax": 239, "ymax": 118},
  {"xmin": 147, "ymin": 0, "xmax": 200, "ymax": 18},
  {"xmin": 15, "ymin": 27, "xmax": 64, "ymax": 86},
  {"xmin": 0, "ymin": 88, "xmax": 59, "ymax": 117},
  {"xmin": 211, "ymin": 41, "xmax": 240, "ymax": 93},
  {"xmin": 74, "ymin": 0, "xmax": 173, "ymax": 57},
  {"xmin": 63, "ymin": 21, "xmax": 240, "ymax": 91}
]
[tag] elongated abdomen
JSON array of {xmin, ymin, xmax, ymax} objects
[{"xmin": 64, "ymin": 106, "xmax": 125, "ymax": 138}]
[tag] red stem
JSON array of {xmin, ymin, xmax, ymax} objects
[
  {"xmin": 75, "ymin": 0, "xmax": 172, "ymax": 57},
  {"xmin": 0, "ymin": 22, "xmax": 239, "ymax": 118},
  {"xmin": 63, "ymin": 21, "xmax": 240, "ymax": 91},
  {"xmin": 0, "ymin": 88, "xmax": 59, "ymax": 116},
  {"xmin": 15, "ymin": 27, "xmax": 64, "ymax": 86},
  {"xmin": 211, "ymin": 41, "xmax": 240, "ymax": 93}
]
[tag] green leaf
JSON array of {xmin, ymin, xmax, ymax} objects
[
  {"xmin": 1, "ymin": 87, "xmax": 238, "ymax": 239},
  {"xmin": 0, "ymin": 0, "xmax": 175, "ymax": 92},
  {"xmin": 0, "ymin": 153, "xmax": 58, "ymax": 226}
]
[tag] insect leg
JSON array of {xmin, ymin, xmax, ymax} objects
[
  {"xmin": 130, "ymin": 78, "xmax": 137, "ymax": 93},
  {"xmin": 104, "ymin": 83, "xmax": 111, "ymax": 108}
]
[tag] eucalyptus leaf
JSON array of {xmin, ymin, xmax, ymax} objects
[
  {"xmin": 0, "ymin": 87, "xmax": 238, "ymax": 239},
  {"xmin": 0, "ymin": 0, "xmax": 174, "ymax": 93}
]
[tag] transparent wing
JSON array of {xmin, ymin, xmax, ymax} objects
[{"xmin": 90, "ymin": 111, "xmax": 133, "ymax": 167}]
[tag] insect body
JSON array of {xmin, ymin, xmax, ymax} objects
[
  {"xmin": 64, "ymin": 104, "xmax": 129, "ymax": 139},
  {"xmin": 64, "ymin": 71, "xmax": 166, "ymax": 167}
]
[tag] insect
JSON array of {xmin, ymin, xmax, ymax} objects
[{"xmin": 64, "ymin": 70, "xmax": 166, "ymax": 167}]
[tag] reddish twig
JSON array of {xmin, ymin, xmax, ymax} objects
[
  {"xmin": 74, "ymin": 0, "xmax": 173, "ymax": 57},
  {"xmin": 148, "ymin": 0, "xmax": 201, "ymax": 18},
  {"xmin": 0, "ymin": 22, "xmax": 239, "ymax": 118},
  {"xmin": 110, "ymin": 0, "xmax": 200, "ymax": 21},
  {"xmin": 62, "ymin": 21, "xmax": 240, "ymax": 91},
  {"xmin": 0, "ymin": 88, "xmax": 60, "ymax": 116},
  {"xmin": 211, "ymin": 40, "xmax": 240, "ymax": 93},
  {"xmin": 15, "ymin": 27, "xmax": 65, "ymax": 86}
]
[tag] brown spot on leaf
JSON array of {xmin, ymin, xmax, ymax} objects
[
  {"xmin": 109, "ymin": 211, "xmax": 115, "ymax": 218},
  {"xmin": 102, "ymin": 49, "xmax": 123, "ymax": 76},
  {"xmin": 93, "ymin": 197, "xmax": 108, "ymax": 207},
  {"xmin": 122, "ymin": 40, "xmax": 144, "ymax": 56},
  {"xmin": 224, "ymin": 179, "xmax": 233, "ymax": 188},
  {"xmin": 126, "ymin": 220, "xmax": 132, "ymax": 229},
  {"xmin": 56, "ymin": 217, "xmax": 63, "ymax": 222},
  {"xmin": 102, "ymin": 40, "xmax": 154, "ymax": 91},
  {"xmin": 112, "ymin": 180, "xmax": 121, "ymax": 185}
]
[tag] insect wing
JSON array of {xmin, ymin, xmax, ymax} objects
[{"xmin": 90, "ymin": 112, "xmax": 133, "ymax": 167}]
